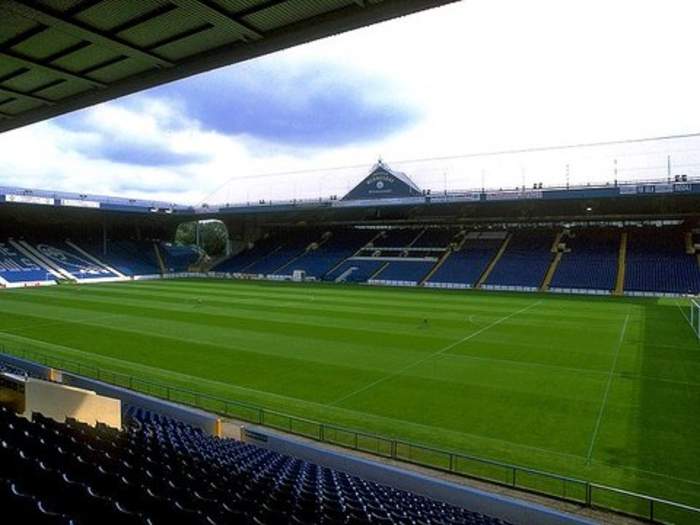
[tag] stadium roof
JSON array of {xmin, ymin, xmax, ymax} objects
[{"xmin": 0, "ymin": 0, "xmax": 456, "ymax": 133}]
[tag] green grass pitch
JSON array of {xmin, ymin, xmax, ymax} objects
[{"xmin": 0, "ymin": 279, "xmax": 698, "ymax": 510}]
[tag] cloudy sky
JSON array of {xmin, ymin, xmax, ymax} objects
[{"xmin": 2, "ymin": 0, "xmax": 700, "ymax": 204}]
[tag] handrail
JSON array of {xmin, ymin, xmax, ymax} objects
[{"xmin": 2, "ymin": 345, "xmax": 700, "ymax": 524}]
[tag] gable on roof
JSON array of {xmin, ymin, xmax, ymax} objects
[{"xmin": 342, "ymin": 161, "xmax": 422, "ymax": 201}]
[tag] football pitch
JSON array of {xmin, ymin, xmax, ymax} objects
[{"xmin": 0, "ymin": 279, "xmax": 699, "ymax": 509}]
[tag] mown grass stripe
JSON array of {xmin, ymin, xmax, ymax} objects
[{"xmin": 329, "ymin": 300, "xmax": 543, "ymax": 406}]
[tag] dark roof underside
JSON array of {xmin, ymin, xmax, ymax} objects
[{"xmin": 0, "ymin": 0, "xmax": 456, "ymax": 133}]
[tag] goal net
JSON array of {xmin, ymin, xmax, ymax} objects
[{"xmin": 690, "ymin": 299, "xmax": 700, "ymax": 340}]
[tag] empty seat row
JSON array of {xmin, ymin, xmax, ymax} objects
[{"xmin": 0, "ymin": 404, "xmax": 510, "ymax": 525}]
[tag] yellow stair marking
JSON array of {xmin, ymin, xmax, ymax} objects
[
  {"xmin": 541, "ymin": 230, "xmax": 566, "ymax": 292},
  {"xmin": 420, "ymin": 249, "xmax": 452, "ymax": 286},
  {"xmin": 551, "ymin": 231, "xmax": 564, "ymax": 252},
  {"xmin": 475, "ymin": 233, "xmax": 512, "ymax": 289},
  {"xmin": 686, "ymin": 232, "xmax": 696, "ymax": 254},
  {"xmin": 153, "ymin": 243, "xmax": 167, "ymax": 275},
  {"xmin": 614, "ymin": 231, "xmax": 627, "ymax": 296},
  {"xmin": 540, "ymin": 252, "xmax": 563, "ymax": 292}
]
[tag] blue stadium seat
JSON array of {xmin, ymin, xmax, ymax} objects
[
  {"xmin": 159, "ymin": 243, "xmax": 202, "ymax": 272},
  {"xmin": 374, "ymin": 260, "xmax": 436, "ymax": 284},
  {"xmin": 550, "ymin": 230, "xmax": 619, "ymax": 291},
  {"xmin": 280, "ymin": 229, "xmax": 376, "ymax": 278},
  {"xmin": 374, "ymin": 229, "xmax": 423, "ymax": 248},
  {"xmin": 32, "ymin": 242, "xmax": 120, "ymax": 280},
  {"xmin": 80, "ymin": 240, "xmax": 161, "ymax": 276},
  {"xmin": 0, "ymin": 241, "xmax": 52, "ymax": 283},
  {"xmin": 214, "ymin": 230, "xmax": 322, "ymax": 275},
  {"xmin": 9, "ymin": 405, "xmax": 521, "ymax": 525},
  {"xmin": 212, "ymin": 235, "xmax": 280, "ymax": 273},
  {"xmin": 324, "ymin": 259, "xmax": 386, "ymax": 283},
  {"xmin": 411, "ymin": 228, "xmax": 457, "ymax": 248},
  {"xmin": 486, "ymin": 231, "xmax": 554, "ymax": 288},
  {"xmin": 625, "ymin": 229, "xmax": 700, "ymax": 294},
  {"xmin": 246, "ymin": 230, "xmax": 321, "ymax": 275},
  {"xmin": 428, "ymin": 235, "xmax": 504, "ymax": 286}
]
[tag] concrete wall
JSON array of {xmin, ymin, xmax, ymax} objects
[
  {"xmin": 24, "ymin": 378, "xmax": 121, "ymax": 429},
  {"xmin": 61, "ymin": 372, "xmax": 220, "ymax": 435},
  {"xmin": 0, "ymin": 354, "xmax": 220, "ymax": 435}
]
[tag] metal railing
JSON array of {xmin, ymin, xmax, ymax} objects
[{"xmin": 2, "ymin": 345, "xmax": 700, "ymax": 524}]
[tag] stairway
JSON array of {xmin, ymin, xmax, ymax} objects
[
  {"xmin": 272, "ymin": 233, "xmax": 328, "ymax": 275},
  {"xmin": 322, "ymin": 231, "xmax": 384, "ymax": 280},
  {"xmin": 614, "ymin": 231, "xmax": 627, "ymax": 296},
  {"xmin": 407, "ymin": 228, "xmax": 427, "ymax": 248},
  {"xmin": 540, "ymin": 231, "xmax": 565, "ymax": 292},
  {"xmin": 11, "ymin": 240, "xmax": 72, "ymax": 281},
  {"xmin": 66, "ymin": 241, "xmax": 127, "ymax": 279},
  {"xmin": 420, "ymin": 249, "xmax": 452, "ymax": 286},
  {"xmin": 335, "ymin": 266, "xmax": 356, "ymax": 283},
  {"xmin": 685, "ymin": 232, "xmax": 696, "ymax": 254},
  {"xmin": 368, "ymin": 262, "xmax": 390, "ymax": 281},
  {"xmin": 153, "ymin": 242, "xmax": 167, "ymax": 275},
  {"xmin": 540, "ymin": 252, "xmax": 563, "ymax": 292},
  {"xmin": 475, "ymin": 233, "xmax": 512, "ymax": 289}
]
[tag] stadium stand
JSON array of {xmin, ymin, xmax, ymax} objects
[
  {"xmin": 4, "ymin": 222, "xmax": 700, "ymax": 296},
  {"xmin": 81, "ymin": 241, "xmax": 161, "ymax": 277},
  {"xmin": 279, "ymin": 229, "xmax": 377, "ymax": 279},
  {"xmin": 246, "ymin": 230, "xmax": 321, "ymax": 275},
  {"xmin": 159, "ymin": 243, "xmax": 202, "ymax": 273},
  {"xmin": 373, "ymin": 228, "xmax": 424, "ymax": 248},
  {"xmin": 0, "ymin": 403, "xmax": 511, "ymax": 525},
  {"xmin": 30, "ymin": 242, "xmax": 120, "ymax": 281},
  {"xmin": 325, "ymin": 259, "xmax": 387, "ymax": 283},
  {"xmin": 485, "ymin": 231, "xmax": 554, "ymax": 289},
  {"xmin": 625, "ymin": 228, "xmax": 700, "ymax": 294},
  {"xmin": 212, "ymin": 235, "xmax": 281, "ymax": 274},
  {"xmin": 550, "ymin": 230, "xmax": 620, "ymax": 292},
  {"xmin": 373, "ymin": 260, "xmax": 437, "ymax": 285},
  {"xmin": 427, "ymin": 233, "xmax": 506, "ymax": 288},
  {"xmin": 0, "ymin": 361, "xmax": 29, "ymax": 377},
  {"xmin": 411, "ymin": 229, "xmax": 458, "ymax": 248},
  {"xmin": 213, "ymin": 230, "xmax": 322, "ymax": 276},
  {"xmin": 0, "ymin": 241, "xmax": 52, "ymax": 284}
]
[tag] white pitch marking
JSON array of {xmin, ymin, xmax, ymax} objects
[
  {"xmin": 585, "ymin": 312, "xmax": 630, "ymax": 464},
  {"xmin": 329, "ymin": 300, "xmax": 542, "ymax": 406}
]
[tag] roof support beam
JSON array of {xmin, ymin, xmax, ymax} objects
[
  {"xmin": 2, "ymin": 0, "xmax": 173, "ymax": 68},
  {"xmin": 0, "ymin": 49, "xmax": 106, "ymax": 88},
  {"xmin": 233, "ymin": 1, "xmax": 289, "ymax": 18},
  {"xmin": 0, "ymin": 86, "xmax": 54, "ymax": 105},
  {"xmin": 0, "ymin": 0, "xmax": 459, "ymax": 133},
  {"xmin": 170, "ymin": 0, "xmax": 263, "ymax": 40}
]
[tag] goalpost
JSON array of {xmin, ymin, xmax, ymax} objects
[{"xmin": 689, "ymin": 298, "xmax": 700, "ymax": 340}]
